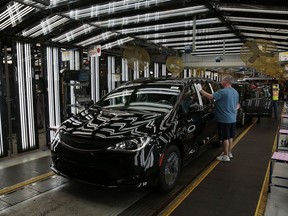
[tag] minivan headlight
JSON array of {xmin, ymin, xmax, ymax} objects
[{"xmin": 107, "ymin": 137, "xmax": 151, "ymax": 152}]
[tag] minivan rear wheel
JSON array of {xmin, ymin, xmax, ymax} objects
[{"xmin": 158, "ymin": 145, "xmax": 181, "ymax": 193}]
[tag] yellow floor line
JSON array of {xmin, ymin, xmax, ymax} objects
[
  {"xmin": 254, "ymin": 105, "xmax": 283, "ymax": 215},
  {"xmin": 160, "ymin": 120, "xmax": 257, "ymax": 216},
  {"xmin": 254, "ymin": 128, "xmax": 278, "ymax": 216},
  {"xmin": 0, "ymin": 171, "xmax": 54, "ymax": 196}
]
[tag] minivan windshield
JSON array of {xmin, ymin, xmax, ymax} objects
[{"xmin": 96, "ymin": 83, "xmax": 182, "ymax": 112}]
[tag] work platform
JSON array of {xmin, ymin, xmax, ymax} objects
[{"xmin": 162, "ymin": 117, "xmax": 279, "ymax": 216}]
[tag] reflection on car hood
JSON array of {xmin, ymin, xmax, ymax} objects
[{"xmin": 59, "ymin": 106, "xmax": 172, "ymax": 139}]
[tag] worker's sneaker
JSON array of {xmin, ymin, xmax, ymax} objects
[
  {"xmin": 219, "ymin": 152, "xmax": 233, "ymax": 159},
  {"xmin": 228, "ymin": 152, "xmax": 233, "ymax": 159},
  {"xmin": 216, "ymin": 154, "xmax": 230, "ymax": 162}
]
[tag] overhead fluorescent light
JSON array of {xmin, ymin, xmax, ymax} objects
[
  {"xmin": 102, "ymin": 37, "xmax": 134, "ymax": 49},
  {"xmin": 236, "ymin": 25, "xmax": 288, "ymax": 34},
  {"xmin": 189, "ymin": 51, "xmax": 240, "ymax": 56},
  {"xmin": 190, "ymin": 43, "xmax": 243, "ymax": 49},
  {"xmin": 147, "ymin": 33, "xmax": 235, "ymax": 44},
  {"xmin": 76, "ymin": 32, "xmax": 119, "ymax": 47},
  {"xmin": 227, "ymin": 16, "xmax": 288, "ymax": 25},
  {"xmin": 186, "ymin": 47, "xmax": 242, "ymax": 52},
  {"xmin": 52, "ymin": 24, "xmax": 97, "ymax": 43},
  {"xmin": 21, "ymin": 15, "xmax": 70, "ymax": 37},
  {"xmin": 120, "ymin": 18, "xmax": 221, "ymax": 34},
  {"xmin": 242, "ymin": 32, "xmax": 288, "ymax": 40},
  {"xmin": 220, "ymin": 7, "xmax": 288, "ymax": 15},
  {"xmin": 138, "ymin": 27, "xmax": 229, "ymax": 39},
  {"xmin": 32, "ymin": 0, "xmax": 50, "ymax": 6},
  {"xmin": 0, "ymin": 2, "xmax": 34, "ymax": 30},
  {"xmin": 194, "ymin": 38, "xmax": 241, "ymax": 45},
  {"xmin": 92, "ymin": 5, "xmax": 208, "ymax": 28},
  {"xmin": 65, "ymin": 0, "xmax": 172, "ymax": 20}
]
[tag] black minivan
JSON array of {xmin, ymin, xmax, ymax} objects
[
  {"xmin": 50, "ymin": 77, "xmax": 220, "ymax": 193},
  {"xmin": 233, "ymin": 81, "xmax": 272, "ymax": 127}
]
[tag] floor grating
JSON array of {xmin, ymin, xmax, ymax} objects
[
  {"xmin": 0, "ymin": 187, "xmax": 39, "ymax": 205},
  {"xmin": 0, "ymin": 175, "xmax": 69, "ymax": 212},
  {"xmin": 0, "ymin": 199, "xmax": 10, "ymax": 211},
  {"xmin": 28, "ymin": 175, "xmax": 70, "ymax": 193}
]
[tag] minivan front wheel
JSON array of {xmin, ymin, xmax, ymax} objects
[{"xmin": 158, "ymin": 145, "xmax": 181, "ymax": 193}]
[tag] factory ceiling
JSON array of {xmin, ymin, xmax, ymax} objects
[{"xmin": 0, "ymin": 0, "xmax": 287, "ymax": 60}]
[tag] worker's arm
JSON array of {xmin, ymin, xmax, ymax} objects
[{"xmin": 196, "ymin": 84, "xmax": 214, "ymax": 100}]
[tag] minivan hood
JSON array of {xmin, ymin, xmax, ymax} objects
[{"xmin": 59, "ymin": 106, "xmax": 171, "ymax": 139}]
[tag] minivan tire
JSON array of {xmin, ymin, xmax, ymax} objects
[{"xmin": 157, "ymin": 145, "xmax": 181, "ymax": 193}]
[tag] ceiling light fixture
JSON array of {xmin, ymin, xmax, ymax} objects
[
  {"xmin": 236, "ymin": 25, "xmax": 288, "ymax": 34},
  {"xmin": 22, "ymin": 15, "xmax": 70, "ymax": 37},
  {"xmin": 120, "ymin": 18, "xmax": 221, "ymax": 34},
  {"xmin": 102, "ymin": 37, "xmax": 134, "ymax": 50},
  {"xmin": 0, "ymin": 2, "xmax": 34, "ymax": 30},
  {"xmin": 65, "ymin": 0, "xmax": 172, "ymax": 20},
  {"xmin": 227, "ymin": 16, "xmax": 288, "ymax": 25},
  {"xmin": 220, "ymin": 7, "xmax": 288, "ymax": 15},
  {"xmin": 148, "ymin": 33, "xmax": 235, "ymax": 44},
  {"xmin": 52, "ymin": 24, "xmax": 97, "ymax": 43},
  {"xmin": 76, "ymin": 32, "xmax": 119, "ymax": 47},
  {"xmin": 92, "ymin": 6, "xmax": 208, "ymax": 28}
]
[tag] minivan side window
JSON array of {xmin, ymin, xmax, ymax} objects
[
  {"xmin": 201, "ymin": 82, "xmax": 212, "ymax": 105},
  {"xmin": 180, "ymin": 86, "xmax": 200, "ymax": 114},
  {"xmin": 190, "ymin": 85, "xmax": 200, "ymax": 105},
  {"xmin": 180, "ymin": 88, "xmax": 193, "ymax": 114},
  {"xmin": 210, "ymin": 82, "xmax": 220, "ymax": 92}
]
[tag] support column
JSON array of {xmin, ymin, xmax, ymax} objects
[
  {"xmin": 189, "ymin": 69, "xmax": 192, "ymax": 77},
  {"xmin": 108, "ymin": 56, "xmax": 116, "ymax": 92},
  {"xmin": 0, "ymin": 43, "xmax": 8, "ymax": 157},
  {"xmin": 144, "ymin": 62, "xmax": 150, "ymax": 78},
  {"xmin": 162, "ymin": 64, "xmax": 167, "ymax": 77},
  {"xmin": 134, "ymin": 61, "xmax": 139, "ymax": 80},
  {"xmin": 154, "ymin": 63, "xmax": 159, "ymax": 78},
  {"xmin": 90, "ymin": 56, "xmax": 100, "ymax": 102},
  {"xmin": 183, "ymin": 69, "xmax": 187, "ymax": 78},
  {"xmin": 46, "ymin": 46, "xmax": 61, "ymax": 142},
  {"xmin": 69, "ymin": 50, "xmax": 80, "ymax": 114},
  {"xmin": 15, "ymin": 41, "xmax": 38, "ymax": 152},
  {"xmin": 122, "ymin": 58, "xmax": 128, "ymax": 82}
]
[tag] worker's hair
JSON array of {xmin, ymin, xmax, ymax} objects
[{"xmin": 222, "ymin": 75, "xmax": 234, "ymax": 84}]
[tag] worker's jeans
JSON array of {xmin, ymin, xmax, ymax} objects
[{"xmin": 272, "ymin": 100, "xmax": 278, "ymax": 119}]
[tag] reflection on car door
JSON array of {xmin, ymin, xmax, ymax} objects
[
  {"xmin": 180, "ymin": 82, "xmax": 217, "ymax": 160},
  {"xmin": 179, "ymin": 86, "xmax": 200, "ymax": 158},
  {"xmin": 197, "ymin": 82, "xmax": 217, "ymax": 145}
]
